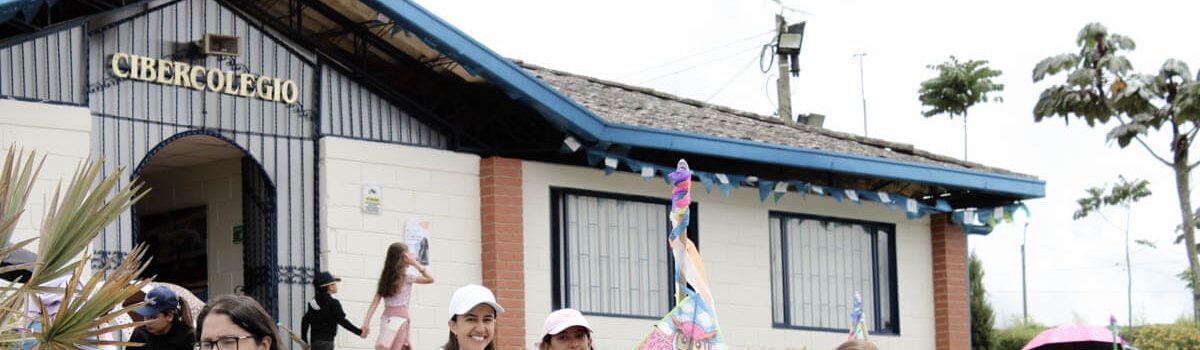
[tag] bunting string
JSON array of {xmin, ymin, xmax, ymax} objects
[{"xmin": 571, "ymin": 142, "xmax": 1029, "ymax": 227}]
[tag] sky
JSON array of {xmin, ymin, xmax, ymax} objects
[{"xmin": 414, "ymin": 0, "xmax": 1198, "ymax": 327}]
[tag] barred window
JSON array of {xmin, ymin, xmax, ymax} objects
[
  {"xmin": 769, "ymin": 212, "xmax": 898, "ymax": 334},
  {"xmin": 551, "ymin": 188, "xmax": 698, "ymax": 319}
]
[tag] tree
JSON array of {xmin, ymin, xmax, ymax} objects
[
  {"xmin": 918, "ymin": 56, "xmax": 1005, "ymax": 161},
  {"xmin": 1073, "ymin": 175, "xmax": 1151, "ymax": 328},
  {"xmin": 1033, "ymin": 22, "xmax": 1200, "ymax": 321},
  {"xmin": 0, "ymin": 148, "xmax": 150, "ymax": 349},
  {"xmin": 969, "ymin": 251, "xmax": 995, "ymax": 350}
]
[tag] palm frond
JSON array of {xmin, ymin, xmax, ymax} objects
[
  {"xmin": 34, "ymin": 245, "xmax": 152, "ymax": 349},
  {"xmin": 30, "ymin": 158, "xmax": 146, "ymax": 287},
  {"xmin": 0, "ymin": 147, "xmax": 45, "ymax": 247}
]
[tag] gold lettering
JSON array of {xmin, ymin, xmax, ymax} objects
[
  {"xmin": 129, "ymin": 55, "xmax": 141, "ymax": 80},
  {"xmin": 156, "ymin": 59, "xmax": 173, "ymax": 84},
  {"xmin": 281, "ymin": 80, "xmax": 298, "ymax": 104},
  {"xmin": 256, "ymin": 76, "xmax": 274, "ymax": 100},
  {"xmin": 111, "ymin": 53, "xmax": 129, "ymax": 78},
  {"xmin": 173, "ymin": 62, "xmax": 192, "ymax": 88},
  {"xmin": 140, "ymin": 56, "xmax": 157, "ymax": 81},
  {"xmin": 207, "ymin": 69, "xmax": 225, "ymax": 92},
  {"xmin": 272, "ymin": 78, "xmax": 282, "ymax": 101},
  {"xmin": 223, "ymin": 71, "xmax": 238, "ymax": 95},
  {"xmin": 191, "ymin": 66, "xmax": 207, "ymax": 91},
  {"xmin": 239, "ymin": 73, "xmax": 256, "ymax": 98}
]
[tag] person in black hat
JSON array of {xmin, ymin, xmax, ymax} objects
[
  {"xmin": 128, "ymin": 286, "xmax": 195, "ymax": 350},
  {"xmin": 301, "ymin": 272, "xmax": 363, "ymax": 350}
]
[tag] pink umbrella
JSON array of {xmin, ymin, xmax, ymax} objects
[{"xmin": 1021, "ymin": 325, "xmax": 1126, "ymax": 350}]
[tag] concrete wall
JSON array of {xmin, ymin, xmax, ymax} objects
[
  {"xmin": 138, "ymin": 157, "xmax": 244, "ymax": 298},
  {"xmin": 0, "ymin": 100, "xmax": 92, "ymax": 252},
  {"xmin": 522, "ymin": 161, "xmax": 937, "ymax": 350},
  {"xmin": 319, "ymin": 137, "xmax": 481, "ymax": 350}
]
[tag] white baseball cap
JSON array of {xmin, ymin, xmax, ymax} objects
[{"xmin": 447, "ymin": 284, "xmax": 505, "ymax": 319}]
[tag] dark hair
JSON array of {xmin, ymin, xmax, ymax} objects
[
  {"xmin": 375, "ymin": 243, "xmax": 409, "ymax": 297},
  {"xmin": 441, "ymin": 314, "xmax": 496, "ymax": 350},
  {"xmin": 539, "ymin": 328, "xmax": 594, "ymax": 350},
  {"xmin": 195, "ymin": 295, "xmax": 283, "ymax": 350},
  {"xmin": 160, "ymin": 297, "xmax": 194, "ymax": 332}
]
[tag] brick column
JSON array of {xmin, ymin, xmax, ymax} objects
[
  {"xmin": 931, "ymin": 212, "xmax": 969, "ymax": 350},
  {"xmin": 479, "ymin": 157, "xmax": 524, "ymax": 349}
]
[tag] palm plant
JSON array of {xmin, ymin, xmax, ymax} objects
[{"xmin": 0, "ymin": 146, "xmax": 151, "ymax": 350}]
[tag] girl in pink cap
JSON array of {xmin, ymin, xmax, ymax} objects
[
  {"xmin": 537, "ymin": 309, "xmax": 593, "ymax": 350},
  {"xmin": 362, "ymin": 243, "xmax": 434, "ymax": 350}
]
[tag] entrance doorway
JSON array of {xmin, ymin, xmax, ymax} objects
[{"xmin": 133, "ymin": 133, "xmax": 276, "ymax": 310}]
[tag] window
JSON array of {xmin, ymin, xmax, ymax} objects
[
  {"xmin": 769, "ymin": 212, "xmax": 898, "ymax": 334},
  {"xmin": 551, "ymin": 188, "xmax": 698, "ymax": 319}
]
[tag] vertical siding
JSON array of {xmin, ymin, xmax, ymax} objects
[
  {"xmin": 319, "ymin": 66, "xmax": 448, "ymax": 148},
  {"xmin": 86, "ymin": 0, "xmax": 315, "ymax": 330},
  {"xmin": 0, "ymin": 25, "xmax": 85, "ymax": 104}
]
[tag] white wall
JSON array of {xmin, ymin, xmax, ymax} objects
[
  {"xmin": 319, "ymin": 137, "xmax": 481, "ymax": 350},
  {"xmin": 0, "ymin": 100, "xmax": 92, "ymax": 252},
  {"xmin": 522, "ymin": 161, "xmax": 936, "ymax": 350},
  {"xmin": 138, "ymin": 157, "xmax": 244, "ymax": 298}
]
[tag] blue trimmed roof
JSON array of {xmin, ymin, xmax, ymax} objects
[
  {"xmin": 329, "ymin": 0, "xmax": 1044, "ymax": 200},
  {"xmin": 0, "ymin": 0, "xmax": 56, "ymax": 23}
]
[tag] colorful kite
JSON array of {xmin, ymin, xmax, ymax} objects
[
  {"xmin": 848, "ymin": 292, "xmax": 868, "ymax": 340},
  {"xmin": 638, "ymin": 160, "xmax": 725, "ymax": 350}
]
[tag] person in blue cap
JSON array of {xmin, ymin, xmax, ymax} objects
[
  {"xmin": 128, "ymin": 286, "xmax": 195, "ymax": 350},
  {"xmin": 301, "ymin": 272, "xmax": 363, "ymax": 350}
]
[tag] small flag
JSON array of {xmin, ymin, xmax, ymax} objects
[{"xmin": 848, "ymin": 292, "xmax": 868, "ymax": 340}]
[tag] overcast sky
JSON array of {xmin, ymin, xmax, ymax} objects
[{"xmin": 415, "ymin": 0, "xmax": 1198, "ymax": 327}]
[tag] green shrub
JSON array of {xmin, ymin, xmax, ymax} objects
[
  {"xmin": 1127, "ymin": 322, "xmax": 1200, "ymax": 350},
  {"xmin": 992, "ymin": 322, "xmax": 1048, "ymax": 350}
]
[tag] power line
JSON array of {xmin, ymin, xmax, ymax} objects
[
  {"xmin": 705, "ymin": 53, "xmax": 761, "ymax": 102},
  {"xmin": 634, "ymin": 43, "xmax": 767, "ymax": 84},
  {"xmin": 618, "ymin": 29, "xmax": 775, "ymax": 80}
]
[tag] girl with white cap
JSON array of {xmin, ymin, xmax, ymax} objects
[
  {"xmin": 438, "ymin": 284, "xmax": 504, "ymax": 350},
  {"xmin": 536, "ymin": 308, "xmax": 593, "ymax": 350}
]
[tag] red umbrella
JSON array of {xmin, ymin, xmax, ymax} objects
[{"xmin": 1021, "ymin": 325, "xmax": 1126, "ymax": 350}]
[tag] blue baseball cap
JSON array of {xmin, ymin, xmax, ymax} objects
[{"xmin": 134, "ymin": 286, "xmax": 179, "ymax": 317}]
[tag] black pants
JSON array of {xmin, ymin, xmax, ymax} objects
[{"xmin": 310, "ymin": 340, "xmax": 334, "ymax": 350}]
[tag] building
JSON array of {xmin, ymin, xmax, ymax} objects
[{"xmin": 0, "ymin": 0, "xmax": 1044, "ymax": 349}]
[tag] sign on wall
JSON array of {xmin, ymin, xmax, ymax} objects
[
  {"xmin": 362, "ymin": 185, "xmax": 382, "ymax": 214},
  {"xmin": 405, "ymin": 218, "xmax": 430, "ymax": 267},
  {"xmin": 109, "ymin": 52, "xmax": 300, "ymax": 103}
]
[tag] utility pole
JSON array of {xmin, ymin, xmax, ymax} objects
[
  {"xmin": 1021, "ymin": 222, "xmax": 1029, "ymax": 325},
  {"xmin": 775, "ymin": 14, "xmax": 793, "ymax": 123},
  {"xmin": 854, "ymin": 52, "xmax": 868, "ymax": 136}
]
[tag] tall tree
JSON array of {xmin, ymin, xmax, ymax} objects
[
  {"xmin": 1073, "ymin": 175, "xmax": 1151, "ymax": 328},
  {"xmin": 918, "ymin": 56, "xmax": 1005, "ymax": 161},
  {"xmin": 969, "ymin": 251, "xmax": 995, "ymax": 350},
  {"xmin": 1033, "ymin": 22, "xmax": 1200, "ymax": 321}
]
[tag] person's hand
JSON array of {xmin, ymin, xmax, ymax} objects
[
  {"xmin": 302, "ymin": 344, "xmax": 310, "ymax": 350},
  {"xmin": 361, "ymin": 326, "xmax": 370, "ymax": 338}
]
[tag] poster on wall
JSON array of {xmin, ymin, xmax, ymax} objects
[
  {"xmin": 363, "ymin": 185, "xmax": 382, "ymax": 214},
  {"xmin": 404, "ymin": 218, "xmax": 430, "ymax": 267}
]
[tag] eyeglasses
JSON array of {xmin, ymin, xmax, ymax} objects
[{"xmin": 194, "ymin": 335, "xmax": 255, "ymax": 350}]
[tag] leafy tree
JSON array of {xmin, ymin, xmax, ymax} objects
[
  {"xmin": 1073, "ymin": 175, "xmax": 1151, "ymax": 328},
  {"xmin": 969, "ymin": 251, "xmax": 994, "ymax": 350},
  {"xmin": 1032, "ymin": 22, "xmax": 1200, "ymax": 321},
  {"xmin": 918, "ymin": 56, "xmax": 1005, "ymax": 161}
]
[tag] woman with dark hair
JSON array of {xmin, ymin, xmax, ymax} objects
[
  {"xmin": 128, "ymin": 286, "xmax": 195, "ymax": 350},
  {"xmin": 536, "ymin": 309, "xmax": 593, "ymax": 350},
  {"xmin": 362, "ymin": 242, "xmax": 433, "ymax": 350},
  {"xmin": 195, "ymin": 295, "xmax": 284, "ymax": 350},
  {"xmin": 437, "ymin": 284, "xmax": 504, "ymax": 350}
]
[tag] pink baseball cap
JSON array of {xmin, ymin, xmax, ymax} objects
[{"xmin": 539, "ymin": 308, "xmax": 592, "ymax": 344}]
